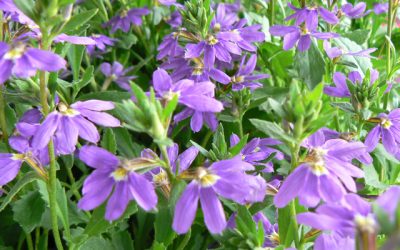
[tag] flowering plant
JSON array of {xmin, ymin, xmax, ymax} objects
[{"xmin": 0, "ymin": 0, "xmax": 398, "ymax": 249}]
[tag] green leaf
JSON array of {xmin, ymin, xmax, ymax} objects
[
  {"xmin": 77, "ymin": 91, "xmax": 131, "ymax": 102},
  {"xmin": 61, "ymin": 9, "xmax": 99, "ymax": 34},
  {"xmin": 154, "ymin": 207, "xmax": 176, "ymax": 247},
  {"xmin": 110, "ymin": 231, "xmax": 134, "ymax": 250},
  {"xmin": 78, "ymin": 236, "xmax": 113, "ymax": 250},
  {"xmin": 343, "ymin": 29, "xmax": 370, "ymax": 45},
  {"xmin": 330, "ymin": 102, "xmax": 355, "ymax": 113},
  {"xmin": 363, "ymin": 164, "xmax": 388, "ymax": 189},
  {"xmin": 14, "ymin": 0, "xmax": 38, "ymax": 23},
  {"xmin": 12, "ymin": 190, "xmax": 45, "ymax": 233},
  {"xmin": 73, "ymin": 66, "xmax": 94, "ymax": 100},
  {"xmin": 113, "ymin": 127, "xmax": 143, "ymax": 158},
  {"xmin": 37, "ymin": 179, "xmax": 71, "ymax": 241},
  {"xmin": 84, "ymin": 203, "xmax": 138, "ymax": 236},
  {"xmin": 277, "ymin": 205, "xmax": 295, "ymax": 246},
  {"xmin": 335, "ymin": 37, "xmax": 372, "ymax": 76},
  {"xmin": 101, "ymin": 128, "xmax": 117, "ymax": 154},
  {"xmin": 67, "ymin": 45, "xmax": 85, "ymax": 81},
  {"xmin": 161, "ymin": 94, "xmax": 178, "ymax": 121},
  {"xmin": 0, "ymin": 172, "xmax": 39, "ymax": 212},
  {"xmin": 5, "ymin": 104, "xmax": 16, "ymax": 135},
  {"xmin": 236, "ymin": 206, "xmax": 257, "ymax": 236},
  {"xmin": 250, "ymin": 119, "xmax": 294, "ymax": 144},
  {"xmin": 294, "ymin": 41, "xmax": 325, "ymax": 90}
]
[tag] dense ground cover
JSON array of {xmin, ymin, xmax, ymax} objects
[{"xmin": 0, "ymin": 0, "xmax": 399, "ymax": 249}]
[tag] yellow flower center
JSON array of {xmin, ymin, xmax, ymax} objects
[
  {"xmin": 381, "ymin": 118, "xmax": 392, "ymax": 129},
  {"xmin": 153, "ymin": 170, "xmax": 168, "ymax": 185},
  {"xmin": 306, "ymin": 147, "xmax": 328, "ymax": 175},
  {"xmin": 231, "ymin": 75, "xmax": 244, "ymax": 84},
  {"xmin": 111, "ymin": 167, "xmax": 129, "ymax": 181},
  {"xmin": 207, "ymin": 35, "xmax": 218, "ymax": 45},
  {"xmin": 267, "ymin": 232, "xmax": 280, "ymax": 245},
  {"xmin": 354, "ymin": 214, "xmax": 376, "ymax": 234},
  {"xmin": 4, "ymin": 46, "xmax": 25, "ymax": 60},
  {"xmin": 300, "ymin": 26, "xmax": 309, "ymax": 35},
  {"xmin": 197, "ymin": 167, "xmax": 219, "ymax": 187},
  {"xmin": 58, "ymin": 103, "xmax": 79, "ymax": 116},
  {"xmin": 213, "ymin": 23, "xmax": 221, "ymax": 32}
]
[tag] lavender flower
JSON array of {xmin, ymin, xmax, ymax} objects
[
  {"xmin": 230, "ymin": 133, "xmax": 283, "ymax": 172},
  {"xmin": 157, "ymin": 33, "xmax": 184, "ymax": 60},
  {"xmin": 172, "ymin": 157, "xmax": 261, "ymax": 234},
  {"xmin": 269, "ymin": 25, "xmax": 339, "ymax": 52},
  {"xmin": 211, "ymin": 4, "xmax": 238, "ymax": 32},
  {"xmin": 54, "ymin": 34, "xmax": 96, "ymax": 45},
  {"xmin": 373, "ymin": 3, "xmax": 389, "ymax": 14},
  {"xmin": 0, "ymin": 42, "xmax": 66, "ymax": 84},
  {"xmin": 106, "ymin": 8, "xmax": 150, "ymax": 33},
  {"xmin": 376, "ymin": 186, "xmax": 400, "ymax": 219},
  {"xmin": 342, "ymin": 3, "xmax": 370, "ymax": 19},
  {"xmin": 86, "ymin": 34, "xmax": 116, "ymax": 54},
  {"xmin": 100, "ymin": 62, "xmax": 136, "ymax": 90},
  {"xmin": 231, "ymin": 54, "xmax": 270, "ymax": 91},
  {"xmin": 364, "ymin": 109, "xmax": 400, "ymax": 154},
  {"xmin": 152, "ymin": 69, "xmax": 224, "ymax": 113},
  {"xmin": 285, "ymin": 3, "xmax": 339, "ymax": 30},
  {"xmin": 174, "ymin": 108, "xmax": 219, "ymax": 132},
  {"xmin": 323, "ymin": 40, "xmax": 376, "ymax": 59},
  {"xmin": 314, "ymin": 233, "xmax": 355, "ymax": 250},
  {"xmin": 78, "ymin": 145, "xmax": 157, "ymax": 221},
  {"xmin": 324, "ymin": 70, "xmax": 379, "ymax": 98},
  {"xmin": 165, "ymin": 11, "xmax": 182, "ymax": 28},
  {"xmin": 32, "ymin": 100, "xmax": 120, "ymax": 154},
  {"xmin": 297, "ymin": 194, "xmax": 376, "ymax": 237},
  {"xmin": 274, "ymin": 129, "xmax": 366, "ymax": 208}
]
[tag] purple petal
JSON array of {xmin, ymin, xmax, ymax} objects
[
  {"xmin": 31, "ymin": 112, "xmax": 60, "ymax": 149},
  {"xmin": 200, "ymin": 187, "xmax": 226, "ymax": 234},
  {"xmin": 173, "ymin": 181, "xmax": 200, "ymax": 234},
  {"xmin": 79, "ymin": 145, "xmax": 119, "ymax": 169},
  {"xmin": 128, "ymin": 172, "xmax": 157, "ymax": 211},
  {"xmin": 105, "ymin": 182, "xmax": 130, "ymax": 221}
]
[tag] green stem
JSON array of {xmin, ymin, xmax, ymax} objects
[
  {"xmin": 0, "ymin": 86, "xmax": 9, "ymax": 147},
  {"xmin": 237, "ymin": 115, "xmax": 244, "ymax": 138},
  {"xmin": 101, "ymin": 77, "xmax": 113, "ymax": 91},
  {"xmin": 25, "ymin": 233, "xmax": 34, "ymax": 250},
  {"xmin": 39, "ymin": 35, "xmax": 64, "ymax": 250},
  {"xmin": 384, "ymin": 0, "xmax": 395, "ymax": 110},
  {"xmin": 158, "ymin": 144, "xmax": 175, "ymax": 184},
  {"xmin": 290, "ymin": 201, "xmax": 300, "ymax": 248}
]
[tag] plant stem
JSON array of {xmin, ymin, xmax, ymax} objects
[
  {"xmin": 39, "ymin": 34, "xmax": 64, "ymax": 250},
  {"xmin": 25, "ymin": 233, "xmax": 34, "ymax": 250},
  {"xmin": 158, "ymin": 144, "xmax": 175, "ymax": 184},
  {"xmin": 384, "ymin": 0, "xmax": 395, "ymax": 110},
  {"xmin": 0, "ymin": 86, "xmax": 9, "ymax": 147},
  {"xmin": 101, "ymin": 77, "xmax": 113, "ymax": 91},
  {"xmin": 237, "ymin": 115, "xmax": 244, "ymax": 138}
]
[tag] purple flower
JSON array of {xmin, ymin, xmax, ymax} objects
[
  {"xmin": 174, "ymin": 108, "xmax": 219, "ymax": 132},
  {"xmin": 285, "ymin": 3, "xmax": 339, "ymax": 30},
  {"xmin": 152, "ymin": 69, "xmax": 224, "ymax": 113},
  {"xmin": 0, "ymin": 0, "xmax": 36, "ymax": 27},
  {"xmin": 184, "ymin": 37, "xmax": 241, "ymax": 68},
  {"xmin": 32, "ymin": 100, "xmax": 120, "ymax": 155},
  {"xmin": 54, "ymin": 34, "xmax": 96, "ymax": 45},
  {"xmin": 230, "ymin": 133, "xmax": 283, "ymax": 172},
  {"xmin": 274, "ymin": 129, "xmax": 366, "ymax": 208},
  {"xmin": 373, "ymin": 3, "xmax": 388, "ymax": 14},
  {"xmin": 78, "ymin": 145, "xmax": 157, "ymax": 221},
  {"xmin": 157, "ymin": 33, "xmax": 184, "ymax": 60},
  {"xmin": 0, "ymin": 42, "xmax": 66, "ymax": 84},
  {"xmin": 376, "ymin": 186, "xmax": 400, "ymax": 220},
  {"xmin": 314, "ymin": 233, "xmax": 355, "ymax": 250},
  {"xmin": 324, "ymin": 70, "xmax": 379, "ymax": 98},
  {"xmin": 166, "ymin": 11, "xmax": 182, "ymax": 28},
  {"xmin": 106, "ymin": 8, "xmax": 150, "ymax": 33},
  {"xmin": 364, "ymin": 109, "xmax": 400, "ymax": 155},
  {"xmin": 100, "ymin": 62, "xmax": 136, "ymax": 90},
  {"xmin": 172, "ymin": 157, "xmax": 260, "ymax": 234},
  {"xmin": 87, "ymin": 34, "xmax": 116, "ymax": 54},
  {"xmin": 342, "ymin": 3, "xmax": 370, "ymax": 19},
  {"xmin": 297, "ymin": 194, "xmax": 376, "ymax": 237},
  {"xmin": 323, "ymin": 40, "xmax": 376, "ymax": 59},
  {"xmin": 231, "ymin": 54, "xmax": 270, "ymax": 91},
  {"xmin": 211, "ymin": 4, "xmax": 238, "ymax": 31},
  {"xmin": 269, "ymin": 25, "xmax": 339, "ymax": 51},
  {"xmin": 143, "ymin": 143, "xmax": 199, "ymax": 185}
]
